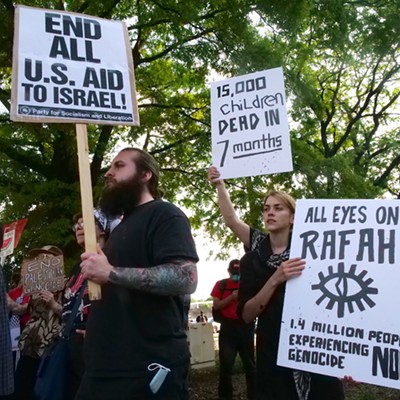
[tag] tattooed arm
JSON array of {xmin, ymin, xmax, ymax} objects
[
  {"xmin": 109, "ymin": 259, "xmax": 198, "ymax": 296},
  {"xmin": 81, "ymin": 244, "xmax": 197, "ymax": 296}
]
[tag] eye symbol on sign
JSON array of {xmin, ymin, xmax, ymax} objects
[{"xmin": 311, "ymin": 262, "xmax": 378, "ymax": 318}]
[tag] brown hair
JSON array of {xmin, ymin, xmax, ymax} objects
[
  {"xmin": 121, "ymin": 148, "xmax": 163, "ymax": 199},
  {"xmin": 263, "ymin": 190, "xmax": 296, "ymax": 215}
]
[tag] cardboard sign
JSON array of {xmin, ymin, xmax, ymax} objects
[
  {"xmin": 21, "ymin": 253, "xmax": 65, "ymax": 295},
  {"xmin": 277, "ymin": 199, "xmax": 400, "ymax": 389},
  {"xmin": 210, "ymin": 67, "xmax": 293, "ymax": 179},
  {"xmin": 11, "ymin": 5, "xmax": 139, "ymax": 125}
]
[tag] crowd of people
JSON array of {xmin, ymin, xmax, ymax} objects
[{"xmin": 0, "ymin": 150, "xmax": 347, "ymax": 400}]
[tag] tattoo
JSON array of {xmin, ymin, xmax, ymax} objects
[{"xmin": 108, "ymin": 258, "xmax": 198, "ymax": 296}]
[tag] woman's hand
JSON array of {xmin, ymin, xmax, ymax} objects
[
  {"xmin": 38, "ymin": 290, "xmax": 55, "ymax": 304},
  {"xmin": 208, "ymin": 166, "xmax": 223, "ymax": 186},
  {"xmin": 39, "ymin": 290, "xmax": 62, "ymax": 314},
  {"xmin": 275, "ymin": 257, "xmax": 305, "ymax": 284}
]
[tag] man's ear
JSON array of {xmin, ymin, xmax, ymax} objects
[{"xmin": 141, "ymin": 170, "xmax": 152, "ymax": 183}]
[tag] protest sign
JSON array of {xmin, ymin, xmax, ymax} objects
[
  {"xmin": 277, "ymin": 199, "xmax": 400, "ymax": 389},
  {"xmin": 11, "ymin": 5, "xmax": 139, "ymax": 125},
  {"xmin": 21, "ymin": 253, "xmax": 65, "ymax": 295},
  {"xmin": 0, "ymin": 218, "xmax": 28, "ymax": 259},
  {"xmin": 10, "ymin": 6, "xmax": 140, "ymax": 299},
  {"xmin": 210, "ymin": 67, "xmax": 292, "ymax": 179}
]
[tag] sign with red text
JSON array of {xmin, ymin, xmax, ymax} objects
[
  {"xmin": 278, "ymin": 199, "xmax": 400, "ymax": 389},
  {"xmin": 21, "ymin": 253, "xmax": 65, "ymax": 295},
  {"xmin": 210, "ymin": 68, "xmax": 292, "ymax": 179},
  {"xmin": 0, "ymin": 219, "xmax": 28, "ymax": 258},
  {"xmin": 11, "ymin": 5, "xmax": 139, "ymax": 125}
]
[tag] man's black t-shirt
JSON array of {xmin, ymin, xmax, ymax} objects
[{"xmin": 84, "ymin": 200, "xmax": 199, "ymax": 378}]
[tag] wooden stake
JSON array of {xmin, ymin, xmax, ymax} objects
[{"xmin": 76, "ymin": 123, "xmax": 102, "ymax": 300}]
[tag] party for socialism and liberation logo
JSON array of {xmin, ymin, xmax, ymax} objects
[{"xmin": 311, "ymin": 262, "xmax": 378, "ymax": 318}]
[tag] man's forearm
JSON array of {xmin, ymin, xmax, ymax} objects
[{"xmin": 108, "ymin": 259, "xmax": 198, "ymax": 296}]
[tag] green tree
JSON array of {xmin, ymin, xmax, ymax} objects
[{"xmin": 0, "ymin": 0, "xmax": 399, "ymax": 270}]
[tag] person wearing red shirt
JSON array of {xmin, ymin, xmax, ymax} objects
[
  {"xmin": 211, "ymin": 259, "xmax": 255, "ymax": 400},
  {"xmin": 8, "ymin": 278, "xmax": 31, "ymax": 331}
]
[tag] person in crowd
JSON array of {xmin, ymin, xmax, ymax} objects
[
  {"xmin": 196, "ymin": 310, "xmax": 208, "ymax": 323},
  {"xmin": 76, "ymin": 147, "xmax": 198, "ymax": 400},
  {"xmin": 211, "ymin": 259, "xmax": 255, "ymax": 400},
  {"xmin": 61, "ymin": 209, "xmax": 116, "ymax": 400},
  {"xmin": 208, "ymin": 167, "xmax": 344, "ymax": 400},
  {"xmin": 0, "ymin": 224, "xmax": 14, "ymax": 400},
  {"xmin": 14, "ymin": 246, "xmax": 64, "ymax": 400},
  {"xmin": 8, "ymin": 272, "xmax": 31, "ymax": 368},
  {"xmin": 8, "ymin": 273, "xmax": 31, "ymax": 332}
]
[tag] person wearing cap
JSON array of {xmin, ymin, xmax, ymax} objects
[
  {"xmin": 14, "ymin": 246, "xmax": 64, "ymax": 400},
  {"xmin": 211, "ymin": 259, "xmax": 256, "ymax": 400},
  {"xmin": 77, "ymin": 148, "xmax": 198, "ymax": 400}
]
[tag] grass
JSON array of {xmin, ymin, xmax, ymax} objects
[{"xmin": 190, "ymin": 350, "xmax": 400, "ymax": 400}]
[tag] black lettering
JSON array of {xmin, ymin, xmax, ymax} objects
[
  {"xmin": 359, "ymin": 206, "xmax": 367, "ymax": 223},
  {"xmin": 264, "ymin": 108, "xmax": 280, "ymax": 126},
  {"xmin": 49, "ymin": 36, "xmax": 70, "ymax": 59},
  {"xmin": 300, "ymin": 230, "xmax": 319, "ymax": 259},
  {"xmin": 45, "ymin": 13, "xmax": 62, "ymax": 34},
  {"xmin": 338, "ymin": 230, "xmax": 355, "ymax": 259},
  {"xmin": 372, "ymin": 346, "xmax": 399, "ymax": 380},
  {"xmin": 24, "ymin": 59, "xmax": 42, "ymax": 81},
  {"xmin": 321, "ymin": 230, "xmax": 336, "ymax": 260},
  {"xmin": 378, "ymin": 229, "xmax": 395, "ymax": 264},
  {"xmin": 356, "ymin": 229, "xmax": 374, "ymax": 262},
  {"xmin": 62, "ymin": 15, "xmax": 83, "ymax": 37},
  {"xmin": 50, "ymin": 63, "xmax": 68, "ymax": 84}
]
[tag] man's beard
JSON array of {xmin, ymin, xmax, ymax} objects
[{"xmin": 99, "ymin": 174, "xmax": 145, "ymax": 217}]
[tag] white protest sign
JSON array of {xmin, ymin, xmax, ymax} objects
[
  {"xmin": 210, "ymin": 67, "xmax": 292, "ymax": 179},
  {"xmin": 11, "ymin": 5, "xmax": 139, "ymax": 125},
  {"xmin": 0, "ymin": 229, "xmax": 15, "ymax": 259},
  {"xmin": 277, "ymin": 199, "xmax": 400, "ymax": 389},
  {"xmin": 0, "ymin": 218, "xmax": 28, "ymax": 259}
]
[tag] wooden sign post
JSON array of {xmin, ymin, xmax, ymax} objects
[
  {"xmin": 76, "ymin": 124, "xmax": 101, "ymax": 300},
  {"xmin": 11, "ymin": 6, "xmax": 139, "ymax": 300}
]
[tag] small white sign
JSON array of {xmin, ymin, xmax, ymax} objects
[
  {"xmin": 0, "ymin": 230, "xmax": 15, "ymax": 258},
  {"xmin": 278, "ymin": 199, "xmax": 400, "ymax": 389},
  {"xmin": 210, "ymin": 68, "xmax": 292, "ymax": 179},
  {"xmin": 11, "ymin": 5, "xmax": 139, "ymax": 125}
]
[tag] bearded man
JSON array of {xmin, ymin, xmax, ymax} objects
[{"xmin": 77, "ymin": 148, "xmax": 198, "ymax": 400}]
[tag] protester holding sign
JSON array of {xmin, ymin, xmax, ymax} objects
[
  {"xmin": 208, "ymin": 167, "xmax": 344, "ymax": 400},
  {"xmin": 62, "ymin": 210, "xmax": 116, "ymax": 400},
  {"xmin": 77, "ymin": 148, "xmax": 198, "ymax": 400},
  {"xmin": 14, "ymin": 246, "xmax": 64, "ymax": 400}
]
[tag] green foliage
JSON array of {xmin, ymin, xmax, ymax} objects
[{"xmin": 1, "ymin": 0, "xmax": 400, "ymax": 275}]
